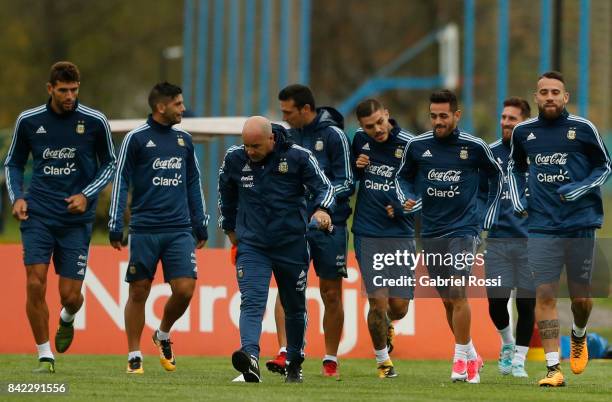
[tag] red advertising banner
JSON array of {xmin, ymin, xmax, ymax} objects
[{"xmin": 1, "ymin": 245, "xmax": 499, "ymax": 359}]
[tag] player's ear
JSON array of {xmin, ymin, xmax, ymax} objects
[
  {"xmin": 454, "ymin": 109, "xmax": 462, "ymax": 121},
  {"xmin": 46, "ymin": 82, "xmax": 53, "ymax": 95}
]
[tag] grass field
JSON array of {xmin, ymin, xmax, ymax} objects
[{"xmin": 0, "ymin": 355, "xmax": 610, "ymax": 401}]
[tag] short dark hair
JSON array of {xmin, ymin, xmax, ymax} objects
[
  {"xmin": 278, "ymin": 84, "xmax": 316, "ymax": 110},
  {"xmin": 355, "ymin": 99, "xmax": 384, "ymax": 120},
  {"xmin": 148, "ymin": 82, "xmax": 182, "ymax": 111},
  {"xmin": 503, "ymin": 97, "xmax": 531, "ymax": 119},
  {"xmin": 49, "ymin": 61, "xmax": 80, "ymax": 85},
  {"xmin": 429, "ymin": 89, "xmax": 458, "ymax": 112},
  {"xmin": 539, "ymin": 70, "xmax": 565, "ymax": 84}
]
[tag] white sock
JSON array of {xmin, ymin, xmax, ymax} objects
[
  {"xmin": 36, "ymin": 341, "xmax": 54, "ymax": 360},
  {"xmin": 467, "ymin": 340, "xmax": 478, "ymax": 360},
  {"xmin": 128, "ymin": 351, "xmax": 142, "ymax": 361},
  {"xmin": 156, "ymin": 329, "xmax": 170, "ymax": 341},
  {"xmin": 454, "ymin": 343, "xmax": 469, "ymax": 362},
  {"xmin": 323, "ymin": 354, "xmax": 337, "ymax": 363},
  {"xmin": 513, "ymin": 345, "xmax": 529, "ymax": 365},
  {"xmin": 545, "ymin": 351, "xmax": 559, "ymax": 367},
  {"xmin": 572, "ymin": 322, "xmax": 586, "ymax": 338},
  {"xmin": 498, "ymin": 325, "xmax": 515, "ymax": 345},
  {"xmin": 279, "ymin": 347, "xmax": 287, "ymax": 354},
  {"xmin": 375, "ymin": 348, "xmax": 390, "ymax": 364},
  {"xmin": 60, "ymin": 308, "xmax": 75, "ymax": 323}
]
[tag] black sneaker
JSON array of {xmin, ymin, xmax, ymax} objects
[
  {"xmin": 126, "ymin": 357, "xmax": 144, "ymax": 374},
  {"xmin": 285, "ymin": 356, "xmax": 304, "ymax": 383},
  {"xmin": 232, "ymin": 350, "xmax": 261, "ymax": 383},
  {"xmin": 152, "ymin": 330, "xmax": 176, "ymax": 371},
  {"xmin": 55, "ymin": 318, "xmax": 75, "ymax": 353}
]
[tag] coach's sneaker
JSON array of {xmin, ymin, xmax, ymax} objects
[
  {"xmin": 152, "ymin": 330, "xmax": 176, "ymax": 372},
  {"xmin": 54, "ymin": 318, "xmax": 74, "ymax": 353},
  {"xmin": 467, "ymin": 356, "xmax": 483, "ymax": 384},
  {"xmin": 265, "ymin": 351, "xmax": 287, "ymax": 375},
  {"xmin": 232, "ymin": 350, "xmax": 261, "ymax": 383},
  {"xmin": 386, "ymin": 317, "xmax": 395, "ymax": 354},
  {"xmin": 285, "ymin": 357, "xmax": 304, "ymax": 383},
  {"xmin": 570, "ymin": 331, "xmax": 588, "ymax": 374},
  {"xmin": 126, "ymin": 357, "xmax": 144, "ymax": 374},
  {"xmin": 32, "ymin": 358, "xmax": 55, "ymax": 374},
  {"xmin": 538, "ymin": 364, "xmax": 565, "ymax": 387},
  {"xmin": 451, "ymin": 359, "xmax": 467, "ymax": 382},
  {"xmin": 511, "ymin": 363, "xmax": 528, "ymax": 378},
  {"xmin": 377, "ymin": 359, "xmax": 398, "ymax": 378},
  {"xmin": 322, "ymin": 359, "xmax": 339, "ymax": 378},
  {"xmin": 498, "ymin": 343, "xmax": 514, "ymax": 375}
]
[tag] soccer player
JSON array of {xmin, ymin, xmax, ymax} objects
[
  {"xmin": 507, "ymin": 71, "xmax": 611, "ymax": 387},
  {"xmin": 218, "ymin": 116, "xmax": 334, "ymax": 383},
  {"xmin": 108, "ymin": 82, "xmax": 209, "ymax": 374},
  {"xmin": 4, "ymin": 61, "xmax": 116, "ymax": 373},
  {"xmin": 396, "ymin": 90, "xmax": 503, "ymax": 384},
  {"xmin": 267, "ymin": 84, "xmax": 353, "ymax": 378},
  {"xmin": 481, "ymin": 97, "xmax": 534, "ymax": 377},
  {"xmin": 352, "ymin": 99, "xmax": 417, "ymax": 378}
]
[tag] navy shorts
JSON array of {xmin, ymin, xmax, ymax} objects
[
  {"xmin": 126, "ymin": 231, "xmax": 197, "ymax": 283},
  {"xmin": 306, "ymin": 225, "xmax": 348, "ymax": 279},
  {"xmin": 20, "ymin": 216, "xmax": 92, "ymax": 280},
  {"xmin": 528, "ymin": 229, "xmax": 595, "ymax": 287},
  {"xmin": 421, "ymin": 235, "xmax": 480, "ymax": 292},
  {"xmin": 484, "ymin": 238, "xmax": 534, "ymax": 292},
  {"xmin": 354, "ymin": 236, "xmax": 415, "ymax": 299}
]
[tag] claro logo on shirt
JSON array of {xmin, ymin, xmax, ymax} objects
[
  {"xmin": 152, "ymin": 173, "xmax": 183, "ymax": 187},
  {"xmin": 42, "ymin": 147, "xmax": 76, "ymax": 159},
  {"xmin": 152, "ymin": 157, "xmax": 183, "ymax": 170}
]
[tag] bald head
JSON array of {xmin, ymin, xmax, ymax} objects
[{"xmin": 242, "ymin": 116, "xmax": 275, "ymax": 162}]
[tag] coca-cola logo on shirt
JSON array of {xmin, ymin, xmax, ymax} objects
[
  {"xmin": 534, "ymin": 153, "xmax": 567, "ymax": 166},
  {"xmin": 42, "ymin": 147, "xmax": 76, "ymax": 159},
  {"xmin": 152, "ymin": 157, "xmax": 183, "ymax": 170},
  {"xmin": 366, "ymin": 164, "xmax": 395, "ymax": 178},
  {"xmin": 427, "ymin": 169, "xmax": 462, "ymax": 182}
]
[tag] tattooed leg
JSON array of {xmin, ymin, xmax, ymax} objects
[
  {"xmin": 536, "ymin": 283, "xmax": 560, "ymax": 353},
  {"xmin": 367, "ymin": 298, "xmax": 389, "ymax": 350}
]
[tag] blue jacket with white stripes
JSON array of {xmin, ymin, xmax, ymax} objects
[
  {"xmin": 508, "ymin": 109, "xmax": 611, "ymax": 232},
  {"xmin": 351, "ymin": 120, "xmax": 418, "ymax": 238},
  {"xmin": 218, "ymin": 124, "xmax": 335, "ymax": 248},
  {"xmin": 286, "ymin": 107, "xmax": 354, "ymax": 225},
  {"xmin": 108, "ymin": 115, "xmax": 209, "ymax": 241},
  {"xmin": 395, "ymin": 128, "xmax": 503, "ymax": 238},
  {"xmin": 4, "ymin": 101, "xmax": 116, "ymax": 225},
  {"xmin": 478, "ymin": 138, "xmax": 528, "ymax": 238}
]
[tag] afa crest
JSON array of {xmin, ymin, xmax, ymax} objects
[
  {"xmin": 567, "ymin": 129, "xmax": 576, "ymax": 140},
  {"xmin": 394, "ymin": 147, "xmax": 403, "ymax": 159},
  {"xmin": 278, "ymin": 159, "xmax": 288, "ymax": 173},
  {"xmin": 315, "ymin": 140, "xmax": 324, "ymax": 151},
  {"xmin": 459, "ymin": 148, "xmax": 468, "ymax": 160},
  {"xmin": 129, "ymin": 265, "xmax": 137, "ymax": 274},
  {"xmin": 177, "ymin": 135, "xmax": 185, "ymax": 146},
  {"xmin": 76, "ymin": 120, "xmax": 85, "ymax": 134}
]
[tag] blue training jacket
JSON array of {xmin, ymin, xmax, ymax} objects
[
  {"xmin": 351, "ymin": 120, "xmax": 418, "ymax": 238},
  {"xmin": 108, "ymin": 115, "xmax": 209, "ymax": 241},
  {"xmin": 4, "ymin": 101, "xmax": 116, "ymax": 225},
  {"xmin": 478, "ymin": 138, "xmax": 528, "ymax": 238},
  {"xmin": 218, "ymin": 125, "xmax": 335, "ymax": 248},
  {"xmin": 286, "ymin": 107, "xmax": 354, "ymax": 225},
  {"xmin": 508, "ymin": 109, "xmax": 611, "ymax": 232},
  {"xmin": 395, "ymin": 128, "xmax": 503, "ymax": 238}
]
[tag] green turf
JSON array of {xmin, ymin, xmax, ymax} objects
[{"xmin": 0, "ymin": 355, "xmax": 610, "ymax": 401}]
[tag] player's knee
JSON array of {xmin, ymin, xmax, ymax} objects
[
  {"xmin": 26, "ymin": 276, "xmax": 46, "ymax": 298},
  {"xmin": 570, "ymin": 297, "xmax": 592, "ymax": 311},
  {"xmin": 60, "ymin": 292, "xmax": 82, "ymax": 309},
  {"xmin": 388, "ymin": 300, "xmax": 409, "ymax": 319},
  {"xmin": 174, "ymin": 284, "xmax": 195, "ymax": 301},
  {"xmin": 129, "ymin": 284, "xmax": 151, "ymax": 303},
  {"xmin": 536, "ymin": 293, "xmax": 556, "ymax": 309},
  {"xmin": 320, "ymin": 284, "xmax": 342, "ymax": 306}
]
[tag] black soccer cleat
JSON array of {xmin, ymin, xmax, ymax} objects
[
  {"xmin": 285, "ymin": 356, "xmax": 304, "ymax": 383},
  {"xmin": 232, "ymin": 350, "xmax": 261, "ymax": 383}
]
